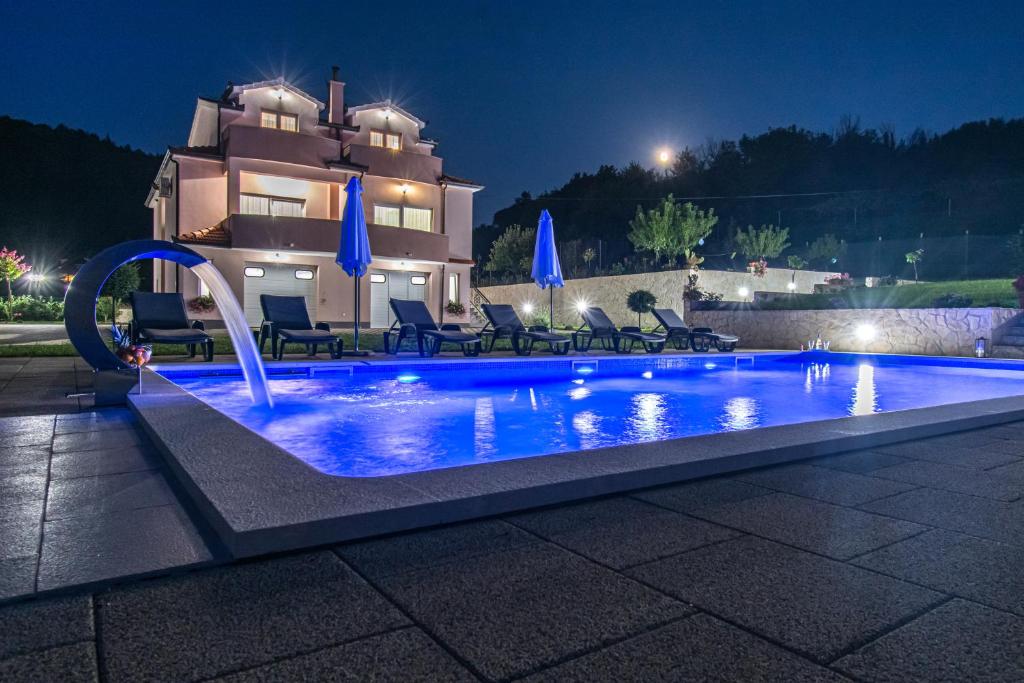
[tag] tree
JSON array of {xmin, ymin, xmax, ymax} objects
[
  {"xmin": 101, "ymin": 262, "xmax": 140, "ymax": 322},
  {"xmin": 627, "ymin": 195, "xmax": 717, "ymax": 267},
  {"xmin": 734, "ymin": 224, "xmax": 791, "ymax": 262},
  {"xmin": 905, "ymin": 248, "xmax": 924, "ymax": 282},
  {"xmin": 787, "ymin": 255, "xmax": 808, "ymax": 270},
  {"xmin": 626, "ymin": 290, "xmax": 657, "ymax": 328},
  {"xmin": 806, "ymin": 234, "xmax": 847, "ymax": 268},
  {"xmin": 582, "ymin": 247, "xmax": 596, "ymax": 273},
  {"xmin": 0, "ymin": 247, "xmax": 31, "ymax": 320},
  {"xmin": 486, "ymin": 224, "xmax": 535, "ymax": 278}
]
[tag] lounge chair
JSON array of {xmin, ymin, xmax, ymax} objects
[
  {"xmin": 128, "ymin": 292, "xmax": 214, "ymax": 361},
  {"xmin": 651, "ymin": 308, "xmax": 692, "ymax": 350},
  {"xmin": 480, "ymin": 303, "xmax": 570, "ymax": 355},
  {"xmin": 690, "ymin": 326, "xmax": 740, "ymax": 352},
  {"xmin": 572, "ymin": 307, "xmax": 666, "ymax": 354},
  {"xmin": 386, "ymin": 298, "xmax": 481, "ymax": 357},
  {"xmin": 258, "ymin": 294, "xmax": 342, "ymax": 360}
]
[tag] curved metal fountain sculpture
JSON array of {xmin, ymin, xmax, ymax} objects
[{"xmin": 65, "ymin": 240, "xmax": 272, "ymax": 406}]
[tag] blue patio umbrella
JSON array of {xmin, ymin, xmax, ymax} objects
[
  {"xmin": 337, "ymin": 176, "xmax": 372, "ymax": 355},
  {"xmin": 531, "ymin": 209, "xmax": 564, "ymax": 329}
]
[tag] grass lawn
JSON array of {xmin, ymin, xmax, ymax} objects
[{"xmin": 759, "ymin": 279, "xmax": 1019, "ymax": 310}]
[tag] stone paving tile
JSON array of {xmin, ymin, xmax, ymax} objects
[
  {"xmin": 972, "ymin": 437, "xmax": 1024, "ymax": 458},
  {"xmin": 0, "ymin": 415, "xmax": 55, "ymax": 435},
  {"xmin": 524, "ymin": 614, "xmax": 851, "ymax": 682},
  {"xmin": 53, "ymin": 409, "xmax": 136, "ymax": 434},
  {"xmin": 971, "ymin": 423, "xmax": 1024, "ymax": 441},
  {"xmin": 0, "ymin": 471, "xmax": 47, "ymax": 508},
  {"xmin": 985, "ymin": 458, "xmax": 1024, "ymax": 482},
  {"xmin": 0, "ymin": 642, "xmax": 98, "ymax": 683},
  {"xmin": 873, "ymin": 439, "xmax": 1020, "ymax": 469},
  {"xmin": 834, "ymin": 599, "xmax": 1024, "ymax": 681},
  {"xmin": 806, "ymin": 450, "xmax": 910, "ymax": 474},
  {"xmin": 45, "ymin": 469, "xmax": 174, "ymax": 520},
  {"xmin": 338, "ymin": 519, "xmax": 538, "ymax": 580},
  {"xmin": 375, "ymin": 541, "xmax": 690, "ymax": 681},
  {"xmin": 0, "ymin": 445, "xmax": 50, "ymax": 478},
  {"xmin": 0, "ymin": 518, "xmax": 41, "ymax": 562},
  {"xmin": 51, "ymin": 426, "xmax": 143, "ymax": 454},
  {"xmin": 859, "ymin": 488, "xmax": 1024, "ymax": 546},
  {"xmin": 628, "ymin": 536, "xmax": 944, "ymax": 664},
  {"xmin": 507, "ymin": 497, "xmax": 738, "ymax": 569},
  {"xmin": 733, "ymin": 464, "xmax": 916, "ymax": 506},
  {"xmin": 213, "ymin": 628, "xmax": 475, "ymax": 682},
  {"xmin": 49, "ymin": 445, "xmax": 160, "ymax": 480},
  {"xmin": 0, "ymin": 594, "xmax": 93, "ymax": 659},
  {"xmin": 0, "ymin": 498, "xmax": 43, "ymax": 527},
  {"xmin": 870, "ymin": 459, "xmax": 1024, "ymax": 501},
  {"xmin": 0, "ymin": 557, "xmax": 37, "ymax": 601},
  {"xmin": 38, "ymin": 504, "xmax": 214, "ymax": 591},
  {"xmin": 0, "ymin": 422, "xmax": 54, "ymax": 447},
  {"xmin": 853, "ymin": 528, "xmax": 1024, "ymax": 616},
  {"xmin": 631, "ymin": 477, "xmax": 773, "ymax": 512},
  {"xmin": 98, "ymin": 551, "xmax": 408, "ymax": 683},
  {"xmin": 691, "ymin": 492, "xmax": 927, "ymax": 560}
]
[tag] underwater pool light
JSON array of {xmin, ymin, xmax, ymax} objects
[
  {"xmin": 642, "ymin": 371, "xmax": 653, "ymax": 379},
  {"xmin": 396, "ymin": 374, "xmax": 421, "ymax": 384},
  {"xmin": 575, "ymin": 366, "xmax": 595, "ymax": 375}
]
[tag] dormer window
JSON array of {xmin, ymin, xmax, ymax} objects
[
  {"xmin": 261, "ymin": 110, "xmax": 298, "ymax": 132},
  {"xmin": 370, "ymin": 129, "xmax": 401, "ymax": 150}
]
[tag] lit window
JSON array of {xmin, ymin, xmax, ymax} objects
[
  {"xmin": 244, "ymin": 267, "xmax": 265, "ymax": 278},
  {"xmin": 270, "ymin": 197, "xmax": 304, "ymax": 218},
  {"xmin": 374, "ymin": 205, "xmax": 401, "ymax": 227},
  {"xmin": 199, "ymin": 279, "xmax": 210, "ymax": 297},
  {"xmin": 448, "ymin": 273, "xmax": 459, "ymax": 303},
  {"xmin": 410, "ymin": 275, "xmax": 427, "ymax": 286},
  {"xmin": 369, "ymin": 273, "xmax": 387, "ymax": 284},
  {"xmin": 403, "ymin": 207, "xmax": 433, "ymax": 231},
  {"xmin": 260, "ymin": 110, "xmax": 298, "ymax": 132},
  {"xmin": 294, "ymin": 269, "xmax": 314, "ymax": 280},
  {"xmin": 386, "ymin": 133, "xmax": 401, "ymax": 150},
  {"xmin": 369, "ymin": 130, "xmax": 385, "ymax": 147},
  {"xmin": 241, "ymin": 194, "xmax": 304, "ymax": 217}
]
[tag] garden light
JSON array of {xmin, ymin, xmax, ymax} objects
[
  {"xmin": 737, "ymin": 286, "xmax": 750, "ymax": 298},
  {"xmin": 855, "ymin": 323, "xmax": 877, "ymax": 343},
  {"xmin": 522, "ymin": 302, "xmax": 534, "ymax": 315},
  {"xmin": 575, "ymin": 300, "xmax": 589, "ymax": 314},
  {"xmin": 786, "ymin": 281, "xmax": 797, "ymax": 291}
]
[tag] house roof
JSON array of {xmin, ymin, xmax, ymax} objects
[
  {"xmin": 227, "ymin": 77, "xmax": 326, "ymax": 110},
  {"xmin": 440, "ymin": 173, "xmax": 484, "ymax": 189},
  {"xmin": 174, "ymin": 223, "xmax": 231, "ymax": 247},
  {"xmin": 347, "ymin": 100, "xmax": 426, "ymax": 129},
  {"xmin": 169, "ymin": 145, "xmax": 224, "ymax": 160}
]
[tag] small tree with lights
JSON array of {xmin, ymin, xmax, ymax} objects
[
  {"xmin": 628, "ymin": 196, "xmax": 717, "ymax": 269},
  {"xmin": 0, "ymin": 248, "xmax": 31, "ymax": 321},
  {"xmin": 101, "ymin": 262, "xmax": 141, "ymax": 323},
  {"xmin": 626, "ymin": 289, "xmax": 657, "ymax": 328},
  {"xmin": 905, "ymin": 249, "xmax": 924, "ymax": 282}
]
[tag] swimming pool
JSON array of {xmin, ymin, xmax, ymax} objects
[{"xmin": 156, "ymin": 352, "xmax": 1024, "ymax": 478}]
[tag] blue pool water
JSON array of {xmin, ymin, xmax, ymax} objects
[{"xmin": 159, "ymin": 352, "xmax": 1024, "ymax": 477}]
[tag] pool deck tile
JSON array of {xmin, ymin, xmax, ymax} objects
[
  {"xmin": 97, "ymin": 551, "xmax": 408, "ymax": 683},
  {"xmin": 798, "ymin": 449, "xmax": 910, "ymax": 474},
  {"xmin": 372, "ymin": 541, "xmax": 691, "ymax": 681},
  {"xmin": 506, "ymin": 497, "xmax": 739, "ymax": 569},
  {"xmin": 628, "ymin": 535, "xmax": 945, "ymax": 664},
  {"xmin": 0, "ymin": 642, "xmax": 98, "ymax": 683},
  {"xmin": 0, "ymin": 471, "xmax": 48, "ymax": 508},
  {"xmin": 873, "ymin": 439, "xmax": 1021, "ymax": 469},
  {"xmin": 732, "ymin": 463, "xmax": 917, "ymax": 506},
  {"xmin": 0, "ymin": 558, "xmax": 37, "ymax": 601},
  {"xmin": 521, "ymin": 613, "xmax": 850, "ymax": 683},
  {"xmin": 49, "ymin": 445, "xmax": 160, "ymax": 480},
  {"xmin": 0, "ymin": 518, "xmax": 42, "ymax": 562},
  {"xmin": 869, "ymin": 459, "xmax": 1024, "ymax": 501},
  {"xmin": 0, "ymin": 445, "xmax": 51, "ymax": 478},
  {"xmin": 630, "ymin": 477, "xmax": 774, "ymax": 512},
  {"xmin": 37, "ymin": 503, "xmax": 214, "ymax": 591},
  {"xmin": 0, "ymin": 594, "xmax": 93, "ymax": 659},
  {"xmin": 45, "ymin": 469, "xmax": 175, "ymax": 520},
  {"xmin": 212, "ymin": 627, "xmax": 476, "ymax": 682},
  {"xmin": 852, "ymin": 528, "xmax": 1024, "ymax": 615},
  {"xmin": 53, "ymin": 409, "xmax": 136, "ymax": 434},
  {"xmin": 858, "ymin": 487, "xmax": 1024, "ymax": 546},
  {"xmin": 690, "ymin": 492, "xmax": 928, "ymax": 560},
  {"xmin": 833, "ymin": 599, "xmax": 1024, "ymax": 682},
  {"xmin": 51, "ymin": 426, "xmax": 144, "ymax": 454}
]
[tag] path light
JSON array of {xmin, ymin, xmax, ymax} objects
[
  {"xmin": 522, "ymin": 302, "xmax": 534, "ymax": 315},
  {"xmin": 786, "ymin": 281, "xmax": 797, "ymax": 291},
  {"xmin": 737, "ymin": 286, "xmax": 750, "ymax": 299},
  {"xmin": 855, "ymin": 323, "xmax": 877, "ymax": 343},
  {"xmin": 975, "ymin": 337, "xmax": 987, "ymax": 358},
  {"xmin": 575, "ymin": 299, "xmax": 589, "ymax": 314}
]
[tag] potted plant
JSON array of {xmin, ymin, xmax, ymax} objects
[
  {"xmin": 1013, "ymin": 276, "xmax": 1024, "ymax": 308},
  {"xmin": 626, "ymin": 289, "xmax": 657, "ymax": 328},
  {"xmin": 188, "ymin": 295, "xmax": 216, "ymax": 314},
  {"xmin": 445, "ymin": 300, "xmax": 466, "ymax": 317}
]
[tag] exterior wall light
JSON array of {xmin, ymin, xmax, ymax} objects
[
  {"xmin": 399, "ymin": 184, "xmax": 410, "ymax": 196},
  {"xmin": 855, "ymin": 323, "xmax": 877, "ymax": 343},
  {"xmin": 737, "ymin": 286, "xmax": 750, "ymax": 298},
  {"xmin": 975, "ymin": 337, "xmax": 987, "ymax": 358},
  {"xmin": 786, "ymin": 281, "xmax": 797, "ymax": 291}
]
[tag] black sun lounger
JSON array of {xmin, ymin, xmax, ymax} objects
[
  {"xmin": 572, "ymin": 307, "xmax": 665, "ymax": 353},
  {"xmin": 651, "ymin": 308, "xmax": 692, "ymax": 350},
  {"xmin": 480, "ymin": 304, "xmax": 571, "ymax": 356},
  {"xmin": 258, "ymin": 295, "xmax": 342, "ymax": 360},
  {"xmin": 689, "ymin": 326, "xmax": 740, "ymax": 352},
  {"xmin": 128, "ymin": 292, "xmax": 214, "ymax": 361},
  {"xmin": 386, "ymin": 298, "xmax": 482, "ymax": 357}
]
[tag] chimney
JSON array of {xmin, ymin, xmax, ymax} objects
[{"xmin": 328, "ymin": 66, "xmax": 345, "ymax": 124}]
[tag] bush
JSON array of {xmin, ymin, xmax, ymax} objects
[
  {"xmin": 932, "ymin": 293, "xmax": 973, "ymax": 308},
  {"xmin": 445, "ymin": 301, "xmax": 466, "ymax": 316},
  {"xmin": 626, "ymin": 289, "xmax": 657, "ymax": 327},
  {"xmin": 5, "ymin": 295, "xmax": 64, "ymax": 321},
  {"xmin": 188, "ymin": 295, "xmax": 216, "ymax": 314}
]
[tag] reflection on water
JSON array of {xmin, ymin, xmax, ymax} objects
[
  {"xmin": 171, "ymin": 359, "xmax": 1024, "ymax": 477},
  {"xmin": 850, "ymin": 364, "xmax": 878, "ymax": 416}
]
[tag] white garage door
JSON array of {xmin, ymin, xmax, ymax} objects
[
  {"xmin": 369, "ymin": 270, "xmax": 427, "ymax": 328},
  {"xmin": 242, "ymin": 262, "xmax": 318, "ymax": 326}
]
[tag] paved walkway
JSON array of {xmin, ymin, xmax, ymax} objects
[
  {"xmin": 0, "ymin": 324, "xmax": 68, "ymax": 345},
  {"xmin": 1, "ymin": 358, "xmax": 1024, "ymax": 680}
]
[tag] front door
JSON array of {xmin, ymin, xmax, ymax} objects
[{"xmin": 369, "ymin": 270, "xmax": 427, "ymax": 328}]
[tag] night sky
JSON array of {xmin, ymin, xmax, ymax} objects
[{"xmin": 3, "ymin": 1, "xmax": 1022, "ymax": 224}]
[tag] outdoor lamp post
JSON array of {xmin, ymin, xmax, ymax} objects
[{"xmin": 975, "ymin": 337, "xmax": 987, "ymax": 358}]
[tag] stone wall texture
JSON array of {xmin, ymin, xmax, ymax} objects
[{"xmin": 478, "ymin": 267, "xmax": 839, "ymax": 329}]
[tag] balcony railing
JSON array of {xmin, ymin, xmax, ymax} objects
[{"xmin": 346, "ymin": 144, "xmax": 442, "ymax": 184}]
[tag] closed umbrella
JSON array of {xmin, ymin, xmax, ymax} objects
[
  {"xmin": 337, "ymin": 176, "xmax": 372, "ymax": 355},
  {"xmin": 531, "ymin": 209, "xmax": 564, "ymax": 329}
]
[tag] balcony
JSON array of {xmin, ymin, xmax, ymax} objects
[
  {"xmin": 346, "ymin": 144, "xmax": 442, "ymax": 184},
  {"xmin": 223, "ymin": 125, "xmax": 342, "ymax": 168},
  {"xmin": 224, "ymin": 214, "xmax": 451, "ymax": 263}
]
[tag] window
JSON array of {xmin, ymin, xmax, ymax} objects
[
  {"xmin": 369, "ymin": 130, "xmax": 384, "ymax": 147},
  {"xmin": 199, "ymin": 279, "xmax": 210, "ymax": 297},
  {"xmin": 369, "ymin": 273, "xmax": 387, "ymax": 284},
  {"xmin": 373, "ymin": 205, "xmax": 401, "ymax": 227},
  {"xmin": 403, "ymin": 207, "xmax": 433, "ymax": 231},
  {"xmin": 448, "ymin": 273, "xmax": 459, "ymax": 303},
  {"xmin": 241, "ymin": 193, "xmax": 305, "ymax": 218},
  {"xmin": 294, "ymin": 269, "xmax": 314, "ymax": 280},
  {"xmin": 386, "ymin": 133, "xmax": 401, "ymax": 150},
  {"xmin": 244, "ymin": 267, "xmax": 265, "ymax": 278},
  {"xmin": 410, "ymin": 275, "xmax": 427, "ymax": 286},
  {"xmin": 260, "ymin": 110, "xmax": 298, "ymax": 132}
]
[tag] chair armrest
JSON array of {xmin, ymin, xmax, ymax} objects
[
  {"xmin": 620, "ymin": 326, "xmax": 642, "ymax": 333},
  {"xmin": 314, "ymin": 322, "xmax": 332, "ymax": 332},
  {"xmin": 190, "ymin": 320, "xmax": 206, "ymax": 331},
  {"xmin": 440, "ymin": 323, "xmax": 463, "ymax": 332},
  {"xmin": 527, "ymin": 325, "xmax": 550, "ymax": 333}
]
